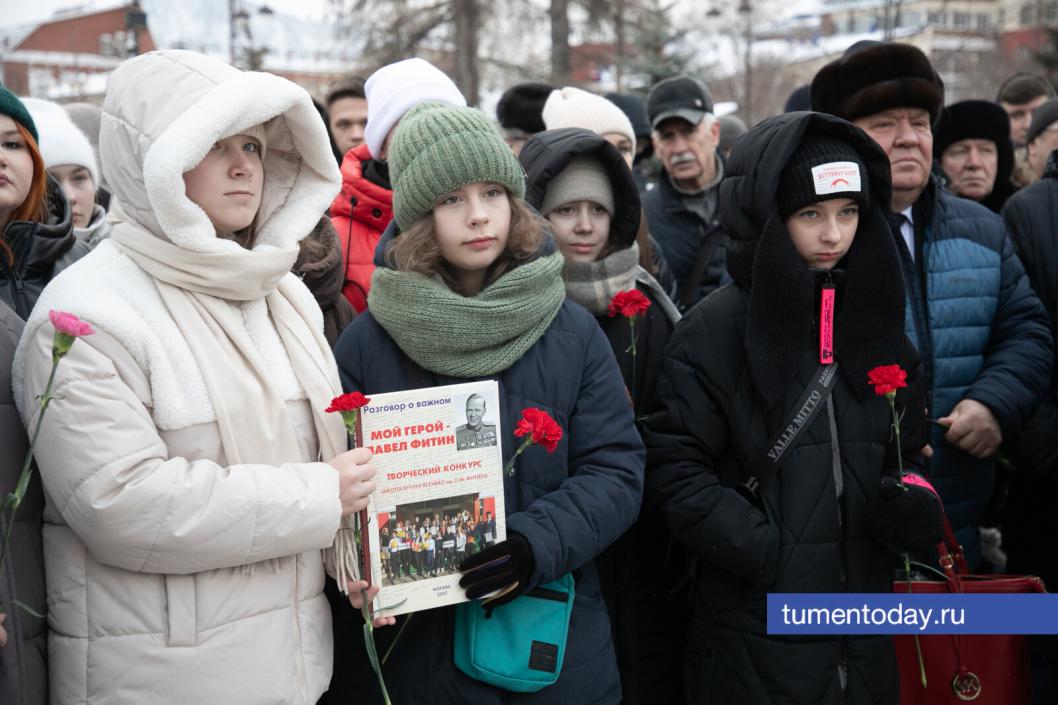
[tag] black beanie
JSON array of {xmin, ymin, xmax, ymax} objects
[{"xmin": 777, "ymin": 134, "xmax": 870, "ymax": 218}]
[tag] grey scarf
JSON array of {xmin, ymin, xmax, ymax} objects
[{"xmin": 562, "ymin": 243, "xmax": 640, "ymax": 315}]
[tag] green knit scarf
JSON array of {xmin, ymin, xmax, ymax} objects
[{"xmin": 368, "ymin": 252, "xmax": 567, "ymax": 377}]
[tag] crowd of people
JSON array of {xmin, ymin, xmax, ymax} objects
[
  {"xmin": 381, "ymin": 510, "xmax": 497, "ymax": 583},
  {"xmin": 0, "ymin": 37, "xmax": 1056, "ymax": 705}
]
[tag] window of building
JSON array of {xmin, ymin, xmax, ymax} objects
[{"xmin": 953, "ymin": 11, "xmax": 971, "ymax": 28}]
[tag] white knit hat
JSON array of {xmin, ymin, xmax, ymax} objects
[
  {"xmin": 21, "ymin": 97, "xmax": 100, "ymax": 186},
  {"xmin": 364, "ymin": 58, "xmax": 466, "ymax": 159},
  {"xmin": 542, "ymin": 87, "xmax": 636, "ymax": 150}
]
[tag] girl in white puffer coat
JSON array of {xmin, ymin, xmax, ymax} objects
[{"xmin": 12, "ymin": 50, "xmax": 379, "ymax": 705}]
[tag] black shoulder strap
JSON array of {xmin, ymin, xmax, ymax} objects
[
  {"xmin": 741, "ymin": 363, "xmax": 839, "ymax": 497},
  {"xmin": 680, "ymin": 222, "xmax": 724, "ymax": 310}
]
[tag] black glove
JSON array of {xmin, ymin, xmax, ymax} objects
[
  {"xmin": 458, "ymin": 533, "xmax": 535, "ymax": 614},
  {"xmin": 868, "ymin": 475, "xmax": 945, "ymax": 555}
]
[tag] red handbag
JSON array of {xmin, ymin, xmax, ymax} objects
[{"xmin": 893, "ymin": 515, "xmax": 1046, "ymax": 704}]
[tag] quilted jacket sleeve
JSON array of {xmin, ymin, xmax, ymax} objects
[
  {"xmin": 642, "ymin": 322, "xmax": 779, "ymax": 584},
  {"xmin": 16, "ymin": 325, "xmax": 342, "ymax": 575},
  {"xmin": 505, "ymin": 322, "xmax": 645, "ymax": 587},
  {"xmin": 962, "ymin": 227, "xmax": 1053, "ymax": 438}
]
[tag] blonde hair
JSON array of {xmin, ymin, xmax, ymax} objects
[{"xmin": 385, "ymin": 192, "xmax": 546, "ymax": 296}]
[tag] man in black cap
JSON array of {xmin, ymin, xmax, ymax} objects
[
  {"xmin": 642, "ymin": 76, "xmax": 727, "ymax": 310},
  {"xmin": 812, "ymin": 42, "xmax": 1052, "ymax": 571},
  {"xmin": 934, "ymin": 100, "xmax": 1018, "ymax": 213}
]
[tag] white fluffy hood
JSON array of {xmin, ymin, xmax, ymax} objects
[{"xmin": 100, "ymin": 50, "xmax": 340, "ymax": 254}]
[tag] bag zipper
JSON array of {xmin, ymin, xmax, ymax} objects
[{"xmin": 526, "ymin": 586, "xmax": 569, "ymax": 602}]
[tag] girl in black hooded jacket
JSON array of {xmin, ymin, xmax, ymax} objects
[
  {"xmin": 519, "ymin": 127, "xmax": 686, "ymax": 705},
  {"xmin": 644, "ymin": 112, "xmax": 943, "ymax": 704}
]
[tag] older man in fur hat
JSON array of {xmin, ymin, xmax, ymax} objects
[
  {"xmin": 934, "ymin": 100, "xmax": 1018, "ymax": 213},
  {"xmin": 812, "ymin": 42, "xmax": 1052, "ymax": 570}
]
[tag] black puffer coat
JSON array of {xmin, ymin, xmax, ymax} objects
[
  {"xmin": 0, "ymin": 178, "xmax": 88, "ymax": 319},
  {"xmin": 644, "ymin": 112, "xmax": 927, "ymax": 705},
  {"xmin": 0, "ymin": 299, "xmax": 46, "ymax": 705},
  {"xmin": 1000, "ymin": 149, "xmax": 1058, "ymax": 595},
  {"xmin": 521, "ymin": 128, "xmax": 686, "ymax": 705}
]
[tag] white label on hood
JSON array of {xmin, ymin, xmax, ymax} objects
[{"xmin": 811, "ymin": 161, "xmax": 861, "ymax": 195}]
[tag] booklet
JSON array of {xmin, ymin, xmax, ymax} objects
[{"xmin": 355, "ymin": 380, "xmax": 507, "ymax": 617}]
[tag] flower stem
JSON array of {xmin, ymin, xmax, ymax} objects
[
  {"xmin": 503, "ymin": 437, "xmax": 532, "ymax": 476},
  {"xmin": 628, "ymin": 316, "xmax": 638, "ymax": 408},
  {"xmin": 904, "ymin": 552, "xmax": 928, "ymax": 687},
  {"xmin": 0, "ymin": 356, "xmax": 60, "ymax": 613}
]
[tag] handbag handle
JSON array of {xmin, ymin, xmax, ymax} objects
[{"xmin": 935, "ymin": 508, "xmax": 970, "ymax": 581}]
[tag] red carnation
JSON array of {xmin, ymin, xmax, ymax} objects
[
  {"xmin": 506, "ymin": 407, "xmax": 564, "ymax": 476},
  {"xmin": 867, "ymin": 365, "xmax": 908, "ymax": 397},
  {"xmin": 607, "ymin": 289, "xmax": 651, "ymax": 319},
  {"xmin": 513, "ymin": 407, "xmax": 564, "ymax": 453},
  {"xmin": 326, "ymin": 391, "xmax": 371, "ymax": 414}
]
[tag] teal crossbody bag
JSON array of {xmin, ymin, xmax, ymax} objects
[{"xmin": 453, "ymin": 572, "xmax": 576, "ymax": 692}]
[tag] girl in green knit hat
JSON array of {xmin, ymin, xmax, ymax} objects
[{"xmin": 327, "ymin": 101, "xmax": 644, "ymax": 705}]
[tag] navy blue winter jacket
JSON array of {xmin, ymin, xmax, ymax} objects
[
  {"xmin": 899, "ymin": 180, "xmax": 1052, "ymax": 565},
  {"xmin": 325, "ymin": 298, "xmax": 645, "ymax": 705}
]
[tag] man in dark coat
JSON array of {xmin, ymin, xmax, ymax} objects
[
  {"xmin": 642, "ymin": 76, "xmax": 727, "ymax": 311},
  {"xmin": 934, "ymin": 100, "xmax": 1019, "ymax": 213},
  {"xmin": 0, "ymin": 298, "xmax": 47, "ymax": 705},
  {"xmin": 1000, "ymin": 148, "xmax": 1058, "ymax": 704},
  {"xmin": 812, "ymin": 42, "xmax": 1053, "ymax": 568}
]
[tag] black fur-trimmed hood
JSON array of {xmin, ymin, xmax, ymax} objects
[
  {"xmin": 720, "ymin": 111, "xmax": 906, "ymax": 406},
  {"xmin": 519, "ymin": 127, "xmax": 640, "ymax": 250}
]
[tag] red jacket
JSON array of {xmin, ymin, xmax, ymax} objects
[{"xmin": 330, "ymin": 143, "xmax": 393, "ymax": 312}]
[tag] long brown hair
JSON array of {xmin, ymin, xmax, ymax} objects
[
  {"xmin": 1, "ymin": 123, "xmax": 49, "ymax": 265},
  {"xmin": 385, "ymin": 192, "xmax": 546, "ymax": 296}
]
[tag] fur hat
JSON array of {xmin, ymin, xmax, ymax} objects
[
  {"xmin": 543, "ymin": 87, "xmax": 636, "ymax": 150},
  {"xmin": 496, "ymin": 82, "xmax": 555, "ymax": 134},
  {"xmin": 22, "ymin": 97, "xmax": 100, "ymax": 185},
  {"xmin": 363, "ymin": 58, "xmax": 466, "ymax": 159},
  {"xmin": 811, "ymin": 43, "xmax": 944, "ymax": 123},
  {"xmin": 388, "ymin": 101, "xmax": 525, "ymax": 231}
]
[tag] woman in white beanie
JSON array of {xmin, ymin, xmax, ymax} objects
[
  {"xmin": 543, "ymin": 86, "xmax": 637, "ymax": 167},
  {"xmin": 541, "ymin": 87, "xmax": 679, "ymax": 299},
  {"xmin": 22, "ymin": 98, "xmax": 109, "ymax": 249},
  {"xmin": 12, "ymin": 50, "xmax": 381, "ymax": 705}
]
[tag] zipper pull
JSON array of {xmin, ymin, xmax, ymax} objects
[{"xmin": 820, "ymin": 275, "xmax": 835, "ymax": 365}]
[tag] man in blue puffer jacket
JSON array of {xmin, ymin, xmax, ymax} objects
[{"xmin": 811, "ymin": 41, "xmax": 1053, "ymax": 568}]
